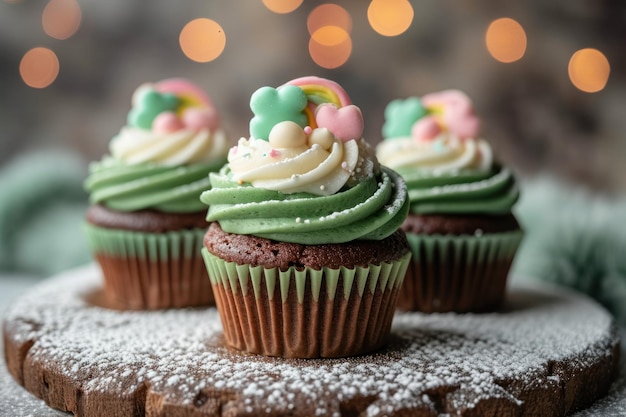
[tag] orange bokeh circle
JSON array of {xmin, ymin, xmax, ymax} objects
[
  {"xmin": 20, "ymin": 47, "xmax": 60, "ymax": 89},
  {"xmin": 179, "ymin": 18, "xmax": 226, "ymax": 63}
]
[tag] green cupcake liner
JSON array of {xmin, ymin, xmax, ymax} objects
[
  {"xmin": 401, "ymin": 230, "xmax": 523, "ymax": 312},
  {"xmin": 202, "ymin": 248, "xmax": 411, "ymax": 358},
  {"xmin": 85, "ymin": 223, "xmax": 212, "ymax": 309},
  {"xmin": 202, "ymin": 249, "xmax": 410, "ymax": 303},
  {"xmin": 84, "ymin": 223, "xmax": 205, "ymax": 260}
]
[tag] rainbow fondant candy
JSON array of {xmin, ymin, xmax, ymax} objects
[
  {"xmin": 128, "ymin": 78, "xmax": 220, "ymax": 134},
  {"xmin": 227, "ymin": 76, "xmax": 371, "ymax": 196},
  {"xmin": 249, "ymin": 76, "xmax": 363, "ymax": 143},
  {"xmin": 383, "ymin": 89, "xmax": 480, "ymax": 142}
]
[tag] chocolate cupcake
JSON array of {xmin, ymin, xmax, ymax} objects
[
  {"xmin": 84, "ymin": 78, "xmax": 229, "ymax": 309},
  {"xmin": 377, "ymin": 90, "xmax": 523, "ymax": 313},
  {"xmin": 200, "ymin": 76, "xmax": 410, "ymax": 358}
]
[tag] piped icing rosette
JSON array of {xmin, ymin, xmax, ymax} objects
[
  {"xmin": 85, "ymin": 79, "xmax": 229, "ymax": 213},
  {"xmin": 377, "ymin": 90, "xmax": 518, "ymax": 215},
  {"xmin": 201, "ymin": 76, "xmax": 408, "ymax": 244}
]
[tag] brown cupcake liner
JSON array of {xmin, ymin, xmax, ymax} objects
[
  {"xmin": 399, "ymin": 231, "xmax": 523, "ymax": 313},
  {"xmin": 85, "ymin": 224, "xmax": 213, "ymax": 310},
  {"xmin": 202, "ymin": 248, "xmax": 411, "ymax": 358}
]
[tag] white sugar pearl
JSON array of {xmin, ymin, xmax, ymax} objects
[
  {"xmin": 269, "ymin": 121, "xmax": 307, "ymax": 148},
  {"xmin": 308, "ymin": 128, "xmax": 335, "ymax": 150}
]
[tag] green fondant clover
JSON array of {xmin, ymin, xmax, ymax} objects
[
  {"xmin": 127, "ymin": 89, "xmax": 180, "ymax": 130},
  {"xmin": 382, "ymin": 97, "xmax": 427, "ymax": 139},
  {"xmin": 249, "ymin": 85, "xmax": 308, "ymax": 141}
]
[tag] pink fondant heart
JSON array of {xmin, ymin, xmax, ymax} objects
[
  {"xmin": 182, "ymin": 107, "xmax": 220, "ymax": 132},
  {"xmin": 412, "ymin": 116, "xmax": 442, "ymax": 142},
  {"xmin": 422, "ymin": 90, "xmax": 480, "ymax": 139},
  {"xmin": 314, "ymin": 104, "xmax": 364, "ymax": 142},
  {"xmin": 447, "ymin": 114, "xmax": 480, "ymax": 139},
  {"xmin": 153, "ymin": 111, "xmax": 184, "ymax": 133}
]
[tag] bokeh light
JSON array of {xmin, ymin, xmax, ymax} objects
[
  {"xmin": 568, "ymin": 48, "xmax": 610, "ymax": 93},
  {"xmin": 179, "ymin": 18, "xmax": 226, "ymax": 63},
  {"xmin": 307, "ymin": 4, "xmax": 352, "ymax": 69},
  {"xmin": 262, "ymin": 0, "xmax": 303, "ymax": 14},
  {"xmin": 42, "ymin": 0, "xmax": 81, "ymax": 40},
  {"xmin": 485, "ymin": 18, "xmax": 527, "ymax": 63},
  {"xmin": 311, "ymin": 26, "xmax": 350, "ymax": 47},
  {"xmin": 307, "ymin": 4, "xmax": 352, "ymax": 36},
  {"xmin": 20, "ymin": 47, "xmax": 59, "ymax": 89},
  {"xmin": 367, "ymin": 0, "xmax": 414, "ymax": 37},
  {"xmin": 309, "ymin": 35, "xmax": 352, "ymax": 69}
]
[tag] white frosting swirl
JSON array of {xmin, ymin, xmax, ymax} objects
[
  {"xmin": 228, "ymin": 122, "xmax": 374, "ymax": 196},
  {"xmin": 376, "ymin": 134, "xmax": 493, "ymax": 174},
  {"xmin": 110, "ymin": 126, "xmax": 229, "ymax": 166}
]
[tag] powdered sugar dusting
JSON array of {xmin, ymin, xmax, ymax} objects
[{"xmin": 3, "ymin": 264, "xmax": 619, "ymax": 416}]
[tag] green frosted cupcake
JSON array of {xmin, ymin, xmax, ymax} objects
[
  {"xmin": 84, "ymin": 78, "xmax": 229, "ymax": 310},
  {"xmin": 377, "ymin": 90, "xmax": 523, "ymax": 313},
  {"xmin": 200, "ymin": 76, "xmax": 410, "ymax": 358}
]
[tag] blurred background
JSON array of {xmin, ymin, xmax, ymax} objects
[
  {"xmin": 1, "ymin": 0, "xmax": 624, "ymax": 184},
  {"xmin": 0, "ymin": 0, "xmax": 625, "ymax": 321}
]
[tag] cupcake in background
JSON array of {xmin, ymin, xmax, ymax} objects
[
  {"xmin": 377, "ymin": 90, "xmax": 522, "ymax": 313},
  {"xmin": 201, "ymin": 76, "xmax": 410, "ymax": 358},
  {"xmin": 84, "ymin": 78, "xmax": 229, "ymax": 310}
]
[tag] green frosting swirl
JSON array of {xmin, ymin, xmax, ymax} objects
[
  {"xmin": 396, "ymin": 166, "xmax": 519, "ymax": 215},
  {"xmin": 201, "ymin": 166, "xmax": 409, "ymax": 245},
  {"xmin": 85, "ymin": 157, "xmax": 225, "ymax": 213}
]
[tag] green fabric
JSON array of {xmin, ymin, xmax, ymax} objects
[
  {"xmin": 0, "ymin": 151, "xmax": 90, "ymax": 275},
  {"xmin": 511, "ymin": 177, "xmax": 626, "ymax": 325}
]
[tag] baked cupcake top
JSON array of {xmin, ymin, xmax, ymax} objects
[
  {"xmin": 85, "ymin": 79, "xmax": 229, "ymax": 213},
  {"xmin": 376, "ymin": 90, "xmax": 518, "ymax": 215},
  {"xmin": 201, "ymin": 76, "xmax": 408, "ymax": 244}
]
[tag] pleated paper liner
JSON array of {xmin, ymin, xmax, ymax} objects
[
  {"xmin": 399, "ymin": 230, "xmax": 523, "ymax": 313},
  {"xmin": 84, "ymin": 223, "xmax": 213, "ymax": 310},
  {"xmin": 202, "ymin": 248, "xmax": 411, "ymax": 358}
]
